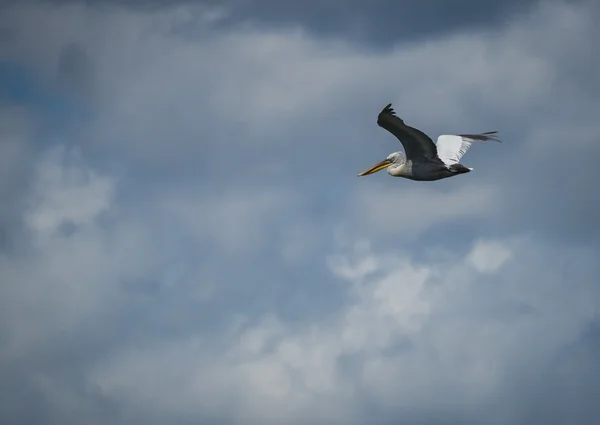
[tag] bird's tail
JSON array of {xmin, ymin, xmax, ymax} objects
[{"xmin": 449, "ymin": 164, "xmax": 472, "ymax": 174}]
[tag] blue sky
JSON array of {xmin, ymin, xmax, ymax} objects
[{"xmin": 1, "ymin": 1, "xmax": 599, "ymax": 424}]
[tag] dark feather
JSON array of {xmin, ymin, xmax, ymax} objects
[
  {"xmin": 376, "ymin": 103, "xmax": 441, "ymax": 163},
  {"xmin": 459, "ymin": 131, "xmax": 501, "ymax": 142}
]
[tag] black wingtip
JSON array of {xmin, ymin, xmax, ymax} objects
[
  {"xmin": 459, "ymin": 131, "xmax": 502, "ymax": 143},
  {"xmin": 377, "ymin": 103, "xmax": 406, "ymax": 127},
  {"xmin": 484, "ymin": 131, "xmax": 501, "ymax": 143},
  {"xmin": 380, "ymin": 103, "xmax": 396, "ymax": 116}
]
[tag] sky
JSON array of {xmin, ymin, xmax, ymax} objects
[{"xmin": 0, "ymin": 0, "xmax": 599, "ymax": 424}]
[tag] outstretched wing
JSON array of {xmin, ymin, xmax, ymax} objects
[
  {"xmin": 377, "ymin": 103, "xmax": 440, "ymax": 163},
  {"xmin": 436, "ymin": 131, "xmax": 500, "ymax": 166}
]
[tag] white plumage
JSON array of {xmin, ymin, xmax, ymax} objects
[{"xmin": 435, "ymin": 133, "xmax": 495, "ymax": 168}]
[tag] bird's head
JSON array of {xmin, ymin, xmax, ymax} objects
[{"xmin": 357, "ymin": 151, "xmax": 405, "ymax": 177}]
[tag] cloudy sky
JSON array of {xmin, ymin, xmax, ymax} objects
[{"xmin": 1, "ymin": 0, "xmax": 599, "ymax": 424}]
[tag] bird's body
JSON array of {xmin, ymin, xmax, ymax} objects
[
  {"xmin": 358, "ymin": 104, "xmax": 500, "ymax": 181},
  {"xmin": 383, "ymin": 155, "xmax": 471, "ymax": 181}
]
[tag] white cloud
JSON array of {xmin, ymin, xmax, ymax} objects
[
  {"xmin": 0, "ymin": 141, "xmax": 300, "ymax": 360},
  {"xmin": 2, "ymin": 0, "xmax": 595, "ymax": 167},
  {"xmin": 279, "ymin": 221, "xmax": 322, "ymax": 264},
  {"xmin": 350, "ymin": 181, "xmax": 500, "ymax": 237},
  {"xmin": 24, "ymin": 145, "xmax": 114, "ymax": 239},
  {"xmin": 1, "ymin": 1, "xmax": 599, "ymax": 424},
  {"xmin": 467, "ymin": 239, "xmax": 513, "ymax": 273},
  {"xmin": 0, "ymin": 146, "xmax": 150, "ymax": 356},
  {"xmin": 87, "ymin": 232, "xmax": 598, "ymax": 423},
  {"xmin": 158, "ymin": 186, "xmax": 297, "ymax": 254}
]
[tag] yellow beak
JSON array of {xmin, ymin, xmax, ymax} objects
[{"xmin": 357, "ymin": 158, "xmax": 392, "ymax": 177}]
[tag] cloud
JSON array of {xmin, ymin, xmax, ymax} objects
[
  {"xmin": 55, "ymin": 41, "xmax": 95, "ymax": 99},
  {"xmin": 24, "ymin": 145, "xmax": 114, "ymax": 238},
  {"xmin": 15, "ymin": 0, "xmax": 543, "ymax": 46},
  {"xmin": 158, "ymin": 185, "xmax": 298, "ymax": 254},
  {"xmin": 349, "ymin": 181, "xmax": 500, "ymax": 239},
  {"xmin": 0, "ymin": 105, "xmax": 37, "ymax": 253},
  {"xmin": 466, "ymin": 239, "xmax": 512, "ymax": 273},
  {"xmin": 0, "ymin": 106, "xmax": 31, "ymax": 200},
  {"xmin": 1, "ymin": 146, "xmax": 141, "ymax": 355},
  {"xmin": 89, "ymin": 235, "xmax": 599, "ymax": 424},
  {"xmin": 0, "ymin": 0, "xmax": 599, "ymax": 424}
]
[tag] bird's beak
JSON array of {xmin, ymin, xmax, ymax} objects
[{"xmin": 357, "ymin": 158, "xmax": 392, "ymax": 177}]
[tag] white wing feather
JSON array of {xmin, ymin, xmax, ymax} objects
[
  {"xmin": 436, "ymin": 134, "xmax": 490, "ymax": 166},
  {"xmin": 435, "ymin": 135, "xmax": 472, "ymax": 166}
]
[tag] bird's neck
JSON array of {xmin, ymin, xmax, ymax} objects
[{"xmin": 388, "ymin": 163, "xmax": 409, "ymax": 177}]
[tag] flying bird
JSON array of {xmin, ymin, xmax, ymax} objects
[{"xmin": 358, "ymin": 103, "xmax": 500, "ymax": 181}]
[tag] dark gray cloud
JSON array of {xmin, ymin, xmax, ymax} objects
[
  {"xmin": 219, "ymin": 0, "xmax": 538, "ymax": 45},
  {"xmin": 1, "ymin": 0, "xmax": 600, "ymax": 424},
  {"xmin": 1, "ymin": 0, "xmax": 545, "ymax": 46},
  {"xmin": 56, "ymin": 42, "xmax": 95, "ymax": 99}
]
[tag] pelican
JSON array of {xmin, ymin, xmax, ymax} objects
[{"xmin": 358, "ymin": 103, "xmax": 500, "ymax": 181}]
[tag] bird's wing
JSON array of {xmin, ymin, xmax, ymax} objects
[
  {"xmin": 435, "ymin": 131, "xmax": 500, "ymax": 166},
  {"xmin": 377, "ymin": 103, "xmax": 440, "ymax": 162}
]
